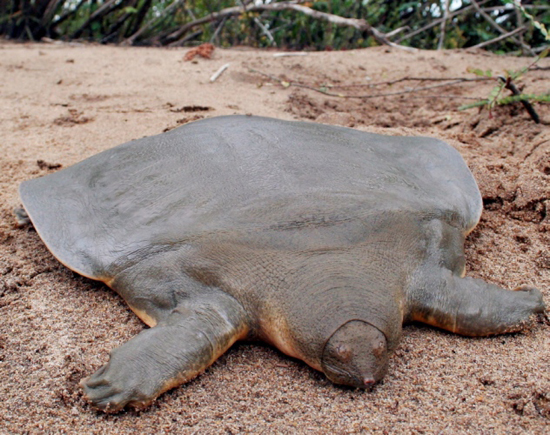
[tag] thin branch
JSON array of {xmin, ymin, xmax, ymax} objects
[
  {"xmin": 254, "ymin": 17, "xmax": 276, "ymax": 46},
  {"xmin": 71, "ymin": 0, "xmax": 123, "ymax": 39},
  {"xmin": 404, "ymin": 95, "xmax": 482, "ymax": 100},
  {"xmin": 483, "ymin": 5, "xmax": 550, "ymax": 12},
  {"xmin": 166, "ymin": 1, "xmax": 414, "ymax": 51},
  {"xmin": 470, "ymin": 0, "xmax": 534, "ymax": 55},
  {"xmin": 210, "ymin": 16, "xmax": 228, "ymax": 43},
  {"xmin": 470, "ymin": 26, "xmax": 526, "ymax": 49},
  {"xmin": 51, "ymin": 0, "xmax": 87, "ymax": 28},
  {"xmin": 248, "ymin": 68, "xmax": 489, "ymax": 100},
  {"xmin": 385, "ymin": 26, "xmax": 409, "ymax": 38},
  {"xmin": 500, "ymin": 76, "xmax": 540, "ymax": 124},
  {"xmin": 331, "ymin": 76, "xmax": 492, "ymax": 89},
  {"xmin": 123, "ymin": 0, "xmax": 186, "ymax": 45},
  {"xmin": 396, "ymin": 0, "xmax": 492, "ymax": 44},
  {"xmin": 127, "ymin": 0, "xmax": 152, "ymax": 37},
  {"xmin": 41, "ymin": 0, "xmax": 64, "ymax": 28},
  {"xmin": 515, "ymin": 4, "xmax": 525, "ymax": 53},
  {"xmin": 438, "ymin": 0, "xmax": 449, "ymax": 50}
]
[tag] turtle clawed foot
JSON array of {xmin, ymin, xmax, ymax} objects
[
  {"xmin": 80, "ymin": 352, "xmax": 159, "ymax": 413},
  {"xmin": 513, "ymin": 286, "xmax": 546, "ymax": 314}
]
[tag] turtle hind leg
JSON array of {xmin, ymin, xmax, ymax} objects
[
  {"xmin": 408, "ymin": 268, "xmax": 546, "ymax": 337},
  {"xmin": 82, "ymin": 289, "xmax": 249, "ymax": 412}
]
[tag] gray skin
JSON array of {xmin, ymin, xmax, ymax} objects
[{"xmin": 19, "ymin": 115, "xmax": 545, "ymax": 412}]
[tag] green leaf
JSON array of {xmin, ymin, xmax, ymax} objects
[
  {"xmin": 498, "ymin": 94, "xmax": 550, "ymax": 105},
  {"xmin": 467, "ymin": 67, "xmax": 492, "ymax": 78},
  {"xmin": 459, "ymin": 100, "xmax": 490, "ymax": 111},
  {"xmin": 504, "ymin": 0, "xmax": 549, "ymax": 41}
]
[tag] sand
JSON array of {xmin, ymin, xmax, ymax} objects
[{"xmin": 0, "ymin": 41, "xmax": 548, "ymax": 434}]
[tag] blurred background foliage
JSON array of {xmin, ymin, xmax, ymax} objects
[{"xmin": 0, "ymin": 0, "xmax": 548, "ymax": 53}]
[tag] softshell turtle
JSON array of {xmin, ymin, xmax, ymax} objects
[{"xmin": 19, "ymin": 115, "xmax": 545, "ymax": 412}]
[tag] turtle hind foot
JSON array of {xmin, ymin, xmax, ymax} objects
[{"xmin": 14, "ymin": 207, "xmax": 31, "ymax": 227}]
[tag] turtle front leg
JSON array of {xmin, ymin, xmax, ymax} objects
[
  {"xmin": 82, "ymin": 291, "xmax": 249, "ymax": 412},
  {"xmin": 408, "ymin": 269, "xmax": 546, "ymax": 336}
]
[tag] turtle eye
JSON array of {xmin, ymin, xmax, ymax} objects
[
  {"xmin": 372, "ymin": 340, "xmax": 386, "ymax": 357},
  {"xmin": 336, "ymin": 344, "xmax": 352, "ymax": 362}
]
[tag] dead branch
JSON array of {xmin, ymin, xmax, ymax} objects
[
  {"xmin": 515, "ymin": 2, "xmax": 525, "ymax": 51},
  {"xmin": 71, "ymin": 0, "xmax": 124, "ymax": 39},
  {"xmin": 499, "ymin": 76, "xmax": 540, "ymax": 124},
  {"xmin": 470, "ymin": 26, "xmax": 526, "ymax": 49},
  {"xmin": 470, "ymin": 0, "xmax": 534, "ymax": 55},
  {"xmin": 385, "ymin": 26, "xmax": 409, "ymax": 38},
  {"xmin": 127, "ymin": 0, "xmax": 152, "ymax": 37},
  {"xmin": 248, "ymin": 68, "xmax": 489, "ymax": 100},
  {"xmin": 396, "ymin": 0, "xmax": 491, "ymax": 44},
  {"xmin": 273, "ymin": 52, "xmax": 309, "ymax": 57},
  {"xmin": 438, "ymin": 0, "xmax": 450, "ymax": 50},
  {"xmin": 165, "ymin": 1, "xmax": 414, "ymax": 51},
  {"xmin": 331, "ymin": 76, "xmax": 492, "ymax": 89},
  {"xmin": 123, "ymin": 0, "xmax": 186, "ymax": 45},
  {"xmin": 210, "ymin": 16, "xmax": 228, "ymax": 43},
  {"xmin": 41, "ymin": 0, "xmax": 64, "ymax": 28},
  {"xmin": 254, "ymin": 17, "xmax": 276, "ymax": 46},
  {"xmin": 101, "ymin": 0, "xmax": 140, "ymax": 43},
  {"xmin": 52, "ymin": 0, "xmax": 87, "ymax": 28}
]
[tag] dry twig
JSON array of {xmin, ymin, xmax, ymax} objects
[
  {"xmin": 331, "ymin": 76, "xmax": 492, "ymax": 89},
  {"xmin": 470, "ymin": 0, "xmax": 534, "ymax": 55},
  {"xmin": 210, "ymin": 63, "xmax": 230, "ymax": 82},
  {"xmin": 248, "ymin": 68, "xmax": 489, "ymax": 100},
  {"xmin": 499, "ymin": 76, "xmax": 541, "ymax": 124},
  {"xmin": 470, "ymin": 26, "xmax": 526, "ymax": 49},
  {"xmin": 396, "ymin": 0, "xmax": 491, "ymax": 44}
]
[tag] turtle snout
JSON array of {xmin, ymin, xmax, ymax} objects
[
  {"xmin": 363, "ymin": 377, "xmax": 376, "ymax": 388},
  {"xmin": 321, "ymin": 320, "xmax": 389, "ymax": 389}
]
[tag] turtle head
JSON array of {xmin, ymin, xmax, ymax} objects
[{"xmin": 321, "ymin": 320, "xmax": 388, "ymax": 389}]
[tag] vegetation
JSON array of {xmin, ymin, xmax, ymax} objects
[
  {"xmin": 1, "ymin": 0, "xmax": 549, "ymax": 53},
  {"xmin": 458, "ymin": 3, "xmax": 549, "ymax": 122}
]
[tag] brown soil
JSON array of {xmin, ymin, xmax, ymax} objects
[{"xmin": 0, "ymin": 41, "xmax": 549, "ymax": 434}]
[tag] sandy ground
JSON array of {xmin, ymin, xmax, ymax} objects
[{"xmin": 0, "ymin": 41, "xmax": 549, "ymax": 434}]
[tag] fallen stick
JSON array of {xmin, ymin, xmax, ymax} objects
[
  {"xmin": 249, "ymin": 68, "xmax": 488, "ymax": 99},
  {"xmin": 273, "ymin": 52, "xmax": 309, "ymax": 57},
  {"xmin": 210, "ymin": 63, "xmax": 230, "ymax": 83},
  {"xmin": 332, "ymin": 76, "xmax": 492, "ymax": 89}
]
